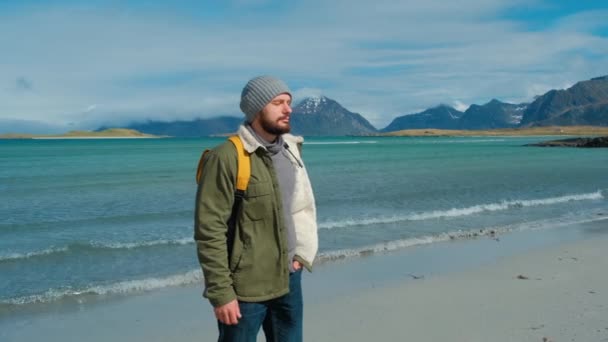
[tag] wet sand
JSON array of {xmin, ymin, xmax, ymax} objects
[{"xmin": 306, "ymin": 233, "xmax": 608, "ymax": 342}]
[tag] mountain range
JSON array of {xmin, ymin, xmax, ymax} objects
[
  {"xmin": 520, "ymin": 76, "xmax": 608, "ymax": 127},
  {"xmin": 114, "ymin": 75, "xmax": 608, "ymax": 136},
  {"xmin": 121, "ymin": 116, "xmax": 242, "ymax": 137}
]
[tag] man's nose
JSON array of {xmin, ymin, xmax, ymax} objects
[{"xmin": 284, "ymin": 103, "xmax": 292, "ymax": 114}]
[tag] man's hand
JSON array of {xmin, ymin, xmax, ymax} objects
[
  {"xmin": 292, "ymin": 260, "xmax": 302, "ymax": 271},
  {"xmin": 214, "ymin": 299, "xmax": 241, "ymax": 325}
]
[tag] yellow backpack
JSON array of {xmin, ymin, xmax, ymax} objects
[{"xmin": 196, "ymin": 136, "xmax": 251, "ymax": 195}]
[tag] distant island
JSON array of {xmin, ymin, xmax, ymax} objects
[
  {"xmin": 526, "ymin": 136, "xmax": 608, "ymax": 148},
  {"xmin": 380, "ymin": 126, "xmax": 608, "ymax": 137},
  {"xmin": 0, "ymin": 128, "xmax": 162, "ymax": 139}
]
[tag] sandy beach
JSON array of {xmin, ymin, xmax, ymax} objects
[
  {"xmin": 306, "ymin": 231, "xmax": 608, "ymax": 342},
  {"xmin": 2, "ymin": 219, "xmax": 607, "ymax": 342}
]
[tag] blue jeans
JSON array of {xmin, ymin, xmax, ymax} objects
[{"xmin": 217, "ymin": 270, "xmax": 303, "ymax": 342}]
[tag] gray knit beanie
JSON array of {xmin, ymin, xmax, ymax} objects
[{"xmin": 240, "ymin": 76, "xmax": 291, "ymax": 122}]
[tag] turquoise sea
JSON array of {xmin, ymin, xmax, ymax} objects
[{"xmin": 1, "ymin": 136, "xmax": 607, "ymax": 310}]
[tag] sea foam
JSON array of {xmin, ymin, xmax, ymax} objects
[
  {"xmin": 0, "ymin": 238, "xmax": 193, "ymax": 262},
  {"xmin": 317, "ymin": 215, "xmax": 608, "ymax": 263},
  {"xmin": 1, "ymin": 270, "xmax": 202, "ymax": 306},
  {"xmin": 319, "ymin": 191, "xmax": 604, "ymax": 229}
]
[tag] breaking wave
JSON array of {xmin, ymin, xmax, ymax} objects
[
  {"xmin": 317, "ymin": 214, "xmax": 608, "ymax": 262},
  {"xmin": 1, "ymin": 270, "xmax": 202, "ymax": 306},
  {"xmin": 0, "ymin": 238, "xmax": 193, "ymax": 262},
  {"xmin": 319, "ymin": 191, "xmax": 604, "ymax": 229}
]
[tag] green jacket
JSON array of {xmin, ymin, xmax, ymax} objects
[{"xmin": 194, "ymin": 128, "xmax": 299, "ymax": 307}]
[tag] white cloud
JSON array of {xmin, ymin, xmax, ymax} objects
[
  {"xmin": 0, "ymin": 0, "xmax": 607, "ymax": 132},
  {"xmin": 453, "ymin": 101, "xmax": 470, "ymax": 112},
  {"xmin": 84, "ymin": 104, "xmax": 97, "ymax": 113},
  {"xmin": 293, "ymin": 88, "xmax": 324, "ymax": 102}
]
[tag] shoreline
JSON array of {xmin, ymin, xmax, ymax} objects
[
  {"xmin": 380, "ymin": 125, "xmax": 608, "ymax": 137},
  {"xmin": 3, "ymin": 126, "xmax": 608, "ymax": 139},
  {"xmin": 1, "ymin": 135, "xmax": 163, "ymax": 140},
  {"xmin": 0, "ymin": 128, "xmax": 163, "ymax": 139},
  {"xmin": 2, "ymin": 218, "xmax": 607, "ymax": 341},
  {"xmin": 31, "ymin": 136, "xmax": 161, "ymax": 140}
]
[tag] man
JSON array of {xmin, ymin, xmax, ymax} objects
[{"xmin": 194, "ymin": 75, "xmax": 318, "ymax": 342}]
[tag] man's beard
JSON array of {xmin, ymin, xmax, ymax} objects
[{"xmin": 260, "ymin": 114, "xmax": 290, "ymax": 136}]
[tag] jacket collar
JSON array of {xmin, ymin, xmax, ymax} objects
[
  {"xmin": 237, "ymin": 124, "xmax": 264, "ymax": 154},
  {"xmin": 237, "ymin": 124, "xmax": 303, "ymax": 154}
]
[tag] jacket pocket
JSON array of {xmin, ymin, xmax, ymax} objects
[{"xmin": 242, "ymin": 181, "xmax": 272, "ymax": 221}]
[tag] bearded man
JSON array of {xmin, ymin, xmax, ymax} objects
[{"xmin": 194, "ymin": 76, "xmax": 318, "ymax": 342}]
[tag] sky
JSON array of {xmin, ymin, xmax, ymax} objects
[{"xmin": 1, "ymin": 0, "xmax": 607, "ymax": 133}]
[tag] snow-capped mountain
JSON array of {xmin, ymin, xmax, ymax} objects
[{"xmin": 290, "ymin": 96, "xmax": 377, "ymax": 136}]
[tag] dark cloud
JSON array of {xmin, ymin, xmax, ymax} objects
[{"xmin": 15, "ymin": 77, "xmax": 33, "ymax": 91}]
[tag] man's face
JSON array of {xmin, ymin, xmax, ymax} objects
[{"xmin": 258, "ymin": 93, "xmax": 292, "ymax": 135}]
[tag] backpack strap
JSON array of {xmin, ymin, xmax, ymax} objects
[
  {"xmin": 227, "ymin": 135, "xmax": 251, "ymax": 197},
  {"xmin": 195, "ymin": 150, "xmax": 210, "ymax": 185},
  {"xmin": 195, "ymin": 136, "xmax": 251, "ymax": 253},
  {"xmin": 195, "ymin": 136, "xmax": 251, "ymax": 194}
]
